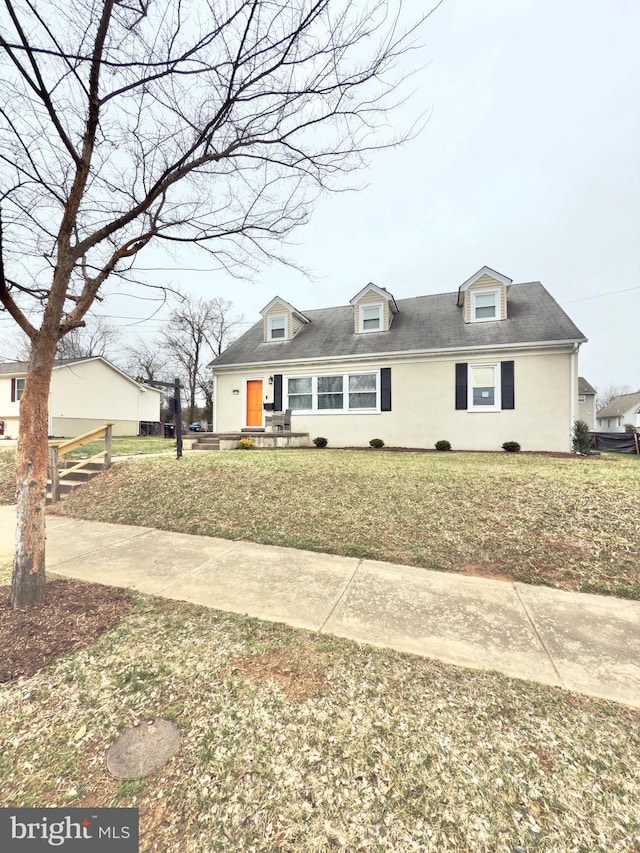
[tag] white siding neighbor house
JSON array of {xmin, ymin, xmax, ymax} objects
[
  {"xmin": 595, "ymin": 391, "xmax": 640, "ymax": 433},
  {"xmin": 0, "ymin": 356, "xmax": 161, "ymax": 439},
  {"xmin": 210, "ymin": 267, "xmax": 588, "ymax": 452}
]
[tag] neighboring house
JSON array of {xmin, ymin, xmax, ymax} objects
[
  {"xmin": 210, "ymin": 266, "xmax": 587, "ymax": 452},
  {"xmin": 577, "ymin": 377, "xmax": 597, "ymax": 430},
  {"xmin": 0, "ymin": 356, "xmax": 162, "ymax": 438},
  {"xmin": 595, "ymin": 391, "xmax": 640, "ymax": 433}
]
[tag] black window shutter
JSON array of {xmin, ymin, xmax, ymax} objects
[
  {"xmin": 501, "ymin": 361, "xmax": 515, "ymax": 410},
  {"xmin": 273, "ymin": 374, "xmax": 283, "ymax": 411},
  {"xmin": 455, "ymin": 363, "xmax": 467, "ymax": 410},
  {"xmin": 10, "ymin": 378, "xmax": 16, "ymax": 402},
  {"xmin": 380, "ymin": 368, "xmax": 392, "ymax": 411}
]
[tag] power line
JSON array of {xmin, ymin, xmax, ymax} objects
[{"xmin": 562, "ymin": 285, "xmax": 640, "ymax": 304}]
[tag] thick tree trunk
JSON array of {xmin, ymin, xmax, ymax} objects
[{"xmin": 10, "ymin": 335, "xmax": 58, "ymax": 609}]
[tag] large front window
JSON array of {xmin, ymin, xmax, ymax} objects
[{"xmin": 286, "ymin": 372, "xmax": 378, "ymax": 411}]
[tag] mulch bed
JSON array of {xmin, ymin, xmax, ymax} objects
[{"xmin": 0, "ymin": 579, "xmax": 133, "ymax": 683}]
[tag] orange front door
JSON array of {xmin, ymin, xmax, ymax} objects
[{"xmin": 246, "ymin": 380, "xmax": 263, "ymax": 427}]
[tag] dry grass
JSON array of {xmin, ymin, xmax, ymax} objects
[
  {"xmin": 50, "ymin": 449, "xmax": 640, "ymax": 599},
  {"xmin": 1, "ymin": 592, "xmax": 638, "ymax": 852}
]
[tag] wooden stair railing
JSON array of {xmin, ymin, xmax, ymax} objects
[{"xmin": 48, "ymin": 423, "xmax": 114, "ymax": 503}]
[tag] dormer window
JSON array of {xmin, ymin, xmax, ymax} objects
[
  {"xmin": 457, "ymin": 267, "xmax": 511, "ymax": 324},
  {"xmin": 360, "ymin": 303, "xmax": 383, "ymax": 332},
  {"xmin": 268, "ymin": 315, "xmax": 287, "ymax": 340},
  {"xmin": 350, "ymin": 283, "xmax": 398, "ymax": 334},
  {"xmin": 471, "ymin": 289, "xmax": 499, "ymax": 322},
  {"xmin": 260, "ymin": 296, "xmax": 311, "ymax": 343}
]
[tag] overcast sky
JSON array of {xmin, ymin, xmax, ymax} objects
[{"xmin": 2, "ymin": 0, "xmax": 638, "ymax": 394}]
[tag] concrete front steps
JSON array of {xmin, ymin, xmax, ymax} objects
[
  {"xmin": 189, "ymin": 431, "xmax": 310, "ymax": 451},
  {"xmin": 46, "ymin": 460, "xmax": 106, "ymax": 504}
]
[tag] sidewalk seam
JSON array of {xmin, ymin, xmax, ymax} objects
[
  {"xmin": 154, "ymin": 542, "xmax": 244, "ymax": 593},
  {"xmin": 318, "ymin": 559, "xmax": 362, "ymax": 633},
  {"xmin": 46, "ymin": 527, "xmax": 154, "ymax": 567},
  {"xmin": 513, "ymin": 583, "xmax": 566, "ymax": 688}
]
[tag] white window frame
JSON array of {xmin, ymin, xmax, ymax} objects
[
  {"xmin": 470, "ymin": 289, "xmax": 499, "ymax": 323},
  {"xmin": 468, "ymin": 363, "xmax": 500, "ymax": 412},
  {"xmin": 267, "ymin": 314, "xmax": 287, "ymax": 341},
  {"xmin": 16, "ymin": 378, "xmax": 25, "ymax": 401},
  {"xmin": 286, "ymin": 372, "xmax": 379, "ymax": 413},
  {"xmin": 358, "ymin": 302, "xmax": 383, "ymax": 333},
  {"xmin": 578, "ymin": 394, "xmax": 586, "ymax": 403}
]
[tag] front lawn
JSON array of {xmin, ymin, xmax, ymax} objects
[
  {"xmin": 51, "ymin": 449, "xmax": 640, "ymax": 599},
  {"xmin": 1, "ymin": 587, "xmax": 638, "ymax": 852}
]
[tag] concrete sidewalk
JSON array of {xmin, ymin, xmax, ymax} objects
[{"xmin": 1, "ymin": 504, "xmax": 638, "ymax": 708}]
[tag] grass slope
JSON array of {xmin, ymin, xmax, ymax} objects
[{"xmin": 52, "ymin": 450, "xmax": 640, "ymax": 599}]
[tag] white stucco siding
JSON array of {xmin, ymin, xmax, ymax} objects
[{"xmin": 213, "ymin": 348, "xmax": 576, "ymax": 452}]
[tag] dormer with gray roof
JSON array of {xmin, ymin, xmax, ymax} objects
[
  {"xmin": 260, "ymin": 297, "xmax": 311, "ymax": 343},
  {"xmin": 349, "ymin": 283, "xmax": 399, "ymax": 334},
  {"xmin": 457, "ymin": 266, "xmax": 511, "ymax": 323}
]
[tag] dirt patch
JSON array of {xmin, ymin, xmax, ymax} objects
[
  {"xmin": 228, "ymin": 646, "xmax": 332, "ymax": 703},
  {"xmin": 0, "ymin": 579, "xmax": 133, "ymax": 682}
]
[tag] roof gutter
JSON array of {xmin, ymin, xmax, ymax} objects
[{"xmin": 211, "ymin": 337, "xmax": 588, "ymax": 372}]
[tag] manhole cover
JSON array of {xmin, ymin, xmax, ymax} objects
[{"xmin": 106, "ymin": 718, "xmax": 181, "ymax": 779}]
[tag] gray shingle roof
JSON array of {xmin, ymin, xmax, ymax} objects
[
  {"xmin": 578, "ymin": 377, "xmax": 597, "ymax": 395},
  {"xmin": 212, "ymin": 282, "xmax": 586, "ymax": 368},
  {"xmin": 596, "ymin": 391, "xmax": 640, "ymax": 419},
  {"xmin": 0, "ymin": 356, "xmax": 95, "ymax": 375}
]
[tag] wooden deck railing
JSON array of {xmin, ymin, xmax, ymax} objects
[{"xmin": 48, "ymin": 423, "xmax": 113, "ymax": 502}]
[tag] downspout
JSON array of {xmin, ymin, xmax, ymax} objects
[
  {"xmin": 569, "ymin": 343, "xmax": 579, "ymax": 449},
  {"xmin": 211, "ymin": 373, "xmax": 217, "ymax": 433}
]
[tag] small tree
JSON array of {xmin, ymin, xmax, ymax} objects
[{"xmin": 571, "ymin": 419, "xmax": 593, "ymax": 455}]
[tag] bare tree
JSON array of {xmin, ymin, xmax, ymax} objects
[
  {"xmin": 161, "ymin": 296, "xmax": 241, "ymax": 423},
  {"xmin": 204, "ymin": 297, "xmax": 244, "ymax": 357},
  {"xmin": 0, "ymin": 0, "xmax": 434, "ymax": 607},
  {"xmin": 56, "ymin": 316, "xmax": 120, "ymax": 360},
  {"xmin": 596, "ymin": 384, "xmax": 633, "ymax": 412},
  {"xmin": 124, "ymin": 337, "xmax": 167, "ymax": 385}
]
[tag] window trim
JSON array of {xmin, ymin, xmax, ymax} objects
[
  {"xmin": 470, "ymin": 288, "xmax": 500, "ymax": 323},
  {"xmin": 286, "ymin": 371, "xmax": 379, "ymax": 413},
  {"xmin": 468, "ymin": 363, "xmax": 500, "ymax": 412},
  {"xmin": 358, "ymin": 302, "xmax": 383, "ymax": 333},
  {"xmin": 267, "ymin": 314, "xmax": 287, "ymax": 341}
]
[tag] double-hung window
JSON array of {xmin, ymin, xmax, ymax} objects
[
  {"xmin": 11, "ymin": 378, "xmax": 25, "ymax": 402},
  {"xmin": 317, "ymin": 375, "xmax": 344, "ymax": 409},
  {"xmin": 348, "ymin": 374, "xmax": 377, "ymax": 408},
  {"xmin": 359, "ymin": 303, "xmax": 382, "ymax": 332},
  {"xmin": 469, "ymin": 364, "xmax": 499, "ymax": 410},
  {"xmin": 287, "ymin": 377, "xmax": 312, "ymax": 410},
  {"xmin": 268, "ymin": 315, "xmax": 287, "ymax": 340},
  {"xmin": 471, "ymin": 290, "xmax": 498, "ymax": 322}
]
